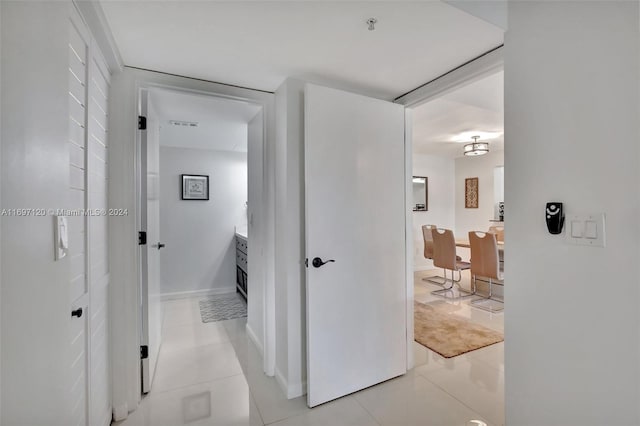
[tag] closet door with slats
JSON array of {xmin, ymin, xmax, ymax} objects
[
  {"xmin": 68, "ymin": 9, "xmax": 90, "ymax": 426},
  {"xmin": 68, "ymin": 6, "xmax": 112, "ymax": 426},
  {"xmin": 87, "ymin": 47, "xmax": 111, "ymax": 426}
]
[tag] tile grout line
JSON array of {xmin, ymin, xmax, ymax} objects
[
  {"xmin": 416, "ymin": 370, "xmax": 501, "ymax": 426},
  {"xmin": 148, "ymin": 372, "xmax": 246, "ymax": 398},
  {"xmin": 244, "ymin": 378, "xmax": 268, "ymax": 426},
  {"xmin": 351, "ymin": 395, "xmax": 384, "ymax": 426}
]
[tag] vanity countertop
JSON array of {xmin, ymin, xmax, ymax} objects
[{"xmin": 235, "ymin": 225, "xmax": 248, "ymax": 240}]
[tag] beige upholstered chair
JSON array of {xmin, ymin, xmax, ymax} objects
[
  {"xmin": 430, "ymin": 228, "xmax": 473, "ymax": 299},
  {"xmin": 421, "ymin": 224, "xmax": 449, "ymax": 285},
  {"xmin": 488, "ymin": 225, "xmax": 505, "ymax": 263},
  {"xmin": 469, "ymin": 231, "xmax": 504, "ymax": 312}
]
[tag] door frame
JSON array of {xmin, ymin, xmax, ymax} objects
[
  {"xmin": 110, "ymin": 68, "xmax": 276, "ymax": 420},
  {"xmin": 394, "ymin": 45, "xmax": 504, "ymax": 370},
  {"xmin": 134, "ymin": 80, "xmax": 275, "ymax": 374}
]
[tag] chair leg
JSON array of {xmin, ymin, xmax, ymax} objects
[
  {"xmin": 422, "ymin": 268, "xmax": 448, "ymax": 286},
  {"xmin": 471, "ymin": 277, "xmax": 504, "ymax": 312},
  {"xmin": 430, "ymin": 269, "xmax": 475, "ymax": 299}
]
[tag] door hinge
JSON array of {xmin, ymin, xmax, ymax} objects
[
  {"xmin": 138, "ymin": 231, "xmax": 147, "ymax": 245},
  {"xmin": 138, "ymin": 116, "xmax": 147, "ymax": 130},
  {"xmin": 140, "ymin": 345, "xmax": 149, "ymax": 360}
]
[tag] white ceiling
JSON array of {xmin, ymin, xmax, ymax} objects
[
  {"xmin": 100, "ymin": 1, "xmax": 504, "ymax": 100},
  {"xmin": 412, "ymin": 70, "xmax": 503, "ymax": 158},
  {"xmin": 149, "ymin": 88, "xmax": 261, "ymax": 152}
]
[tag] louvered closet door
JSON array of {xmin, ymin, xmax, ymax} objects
[
  {"xmin": 68, "ymin": 6, "xmax": 112, "ymax": 426},
  {"xmin": 87, "ymin": 47, "xmax": 111, "ymax": 426},
  {"xmin": 68, "ymin": 9, "xmax": 90, "ymax": 426}
]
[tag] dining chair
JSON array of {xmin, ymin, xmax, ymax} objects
[
  {"xmin": 488, "ymin": 225, "xmax": 505, "ymax": 264},
  {"xmin": 488, "ymin": 225, "xmax": 504, "ymax": 242},
  {"xmin": 421, "ymin": 224, "xmax": 448, "ymax": 286},
  {"xmin": 430, "ymin": 228, "xmax": 474, "ymax": 299},
  {"xmin": 469, "ymin": 231, "xmax": 504, "ymax": 312}
]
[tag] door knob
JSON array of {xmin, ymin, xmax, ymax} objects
[
  {"xmin": 312, "ymin": 257, "xmax": 335, "ymax": 268},
  {"xmin": 156, "ymin": 243, "xmax": 165, "ymax": 250},
  {"xmin": 71, "ymin": 308, "xmax": 83, "ymax": 318}
]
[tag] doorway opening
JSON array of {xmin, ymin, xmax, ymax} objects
[
  {"xmin": 406, "ymin": 68, "xmax": 505, "ymax": 425},
  {"xmin": 137, "ymin": 86, "xmax": 267, "ymax": 397}
]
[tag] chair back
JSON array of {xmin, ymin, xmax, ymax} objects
[
  {"xmin": 469, "ymin": 231, "xmax": 500, "ymax": 280},
  {"xmin": 431, "ymin": 228, "xmax": 457, "ymax": 270},
  {"xmin": 421, "ymin": 224, "xmax": 437, "ymax": 259},
  {"xmin": 488, "ymin": 225, "xmax": 504, "ymax": 242}
]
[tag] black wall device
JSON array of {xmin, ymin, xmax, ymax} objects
[{"xmin": 546, "ymin": 202, "xmax": 564, "ymax": 234}]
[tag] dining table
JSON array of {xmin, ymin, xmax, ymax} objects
[
  {"xmin": 455, "ymin": 239, "xmax": 505, "ymax": 250},
  {"xmin": 456, "ymin": 239, "xmax": 505, "ymax": 263}
]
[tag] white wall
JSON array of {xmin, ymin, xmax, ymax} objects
[
  {"xmin": 505, "ymin": 2, "xmax": 639, "ymax": 425},
  {"xmin": 455, "ymin": 149, "xmax": 503, "ymax": 238},
  {"xmin": 1, "ymin": 3, "xmax": 73, "ymax": 424},
  {"xmin": 412, "ymin": 154, "xmax": 455, "ymax": 270},
  {"xmin": 160, "ymin": 120, "xmax": 247, "ymax": 152},
  {"xmin": 247, "ymin": 112, "xmax": 265, "ymax": 353},
  {"xmin": 0, "ymin": 2, "xmax": 3, "ymax": 419},
  {"xmin": 159, "ymin": 148, "xmax": 247, "ymax": 297},
  {"xmin": 274, "ymin": 78, "xmax": 307, "ymax": 398}
]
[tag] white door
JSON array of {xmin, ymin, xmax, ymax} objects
[
  {"xmin": 304, "ymin": 84, "xmax": 407, "ymax": 407},
  {"xmin": 68, "ymin": 11, "xmax": 91, "ymax": 425},
  {"xmin": 140, "ymin": 90, "xmax": 164, "ymax": 393},
  {"xmin": 87, "ymin": 46, "xmax": 113, "ymax": 426}
]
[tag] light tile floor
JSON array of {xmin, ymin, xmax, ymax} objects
[{"xmin": 114, "ymin": 270, "xmax": 504, "ymax": 426}]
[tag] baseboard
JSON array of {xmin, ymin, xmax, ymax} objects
[
  {"xmin": 245, "ymin": 323, "xmax": 264, "ymax": 357},
  {"xmin": 160, "ymin": 286, "xmax": 235, "ymax": 301},
  {"xmin": 275, "ymin": 367, "xmax": 307, "ymax": 399},
  {"xmin": 112, "ymin": 403, "xmax": 128, "ymax": 422}
]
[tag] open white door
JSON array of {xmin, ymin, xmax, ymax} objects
[
  {"xmin": 140, "ymin": 89, "xmax": 164, "ymax": 393},
  {"xmin": 305, "ymin": 84, "xmax": 407, "ymax": 407}
]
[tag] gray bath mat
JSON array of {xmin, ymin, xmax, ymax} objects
[{"xmin": 199, "ymin": 293, "xmax": 247, "ymax": 323}]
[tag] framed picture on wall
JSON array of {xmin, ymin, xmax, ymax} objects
[
  {"xmin": 465, "ymin": 177, "xmax": 479, "ymax": 208},
  {"xmin": 181, "ymin": 174, "xmax": 209, "ymax": 200}
]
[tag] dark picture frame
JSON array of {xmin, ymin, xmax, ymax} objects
[
  {"xmin": 181, "ymin": 174, "xmax": 209, "ymax": 200},
  {"xmin": 465, "ymin": 177, "xmax": 479, "ymax": 208}
]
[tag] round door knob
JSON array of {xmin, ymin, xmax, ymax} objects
[{"xmin": 71, "ymin": 308, "xmax": 83, "ymax": 318}]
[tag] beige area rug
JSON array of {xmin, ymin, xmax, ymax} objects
[{"xmin": 414, "ymin": 300, "xmax": 504, "ymax": 358}]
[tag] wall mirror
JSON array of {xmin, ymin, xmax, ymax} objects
[{"xmin": 412, "ymin": 176, "xmax": 428, "ymax": 211}]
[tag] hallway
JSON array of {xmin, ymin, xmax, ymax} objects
[{"xmin": 114, "ymin": 281, "xmax": 503, "ymax": 426}]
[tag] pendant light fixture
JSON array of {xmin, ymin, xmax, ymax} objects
[{"xmin": 463, "ymin": 135, "xmax": 489, "ymax": 156}]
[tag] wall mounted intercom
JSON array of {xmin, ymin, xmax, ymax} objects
[{"xmin": 546, "ymin": 202, "xmax": 564, "ymax": 234}]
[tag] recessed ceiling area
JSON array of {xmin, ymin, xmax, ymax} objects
[
  {"xmin": 100, "ymin": 1, "xmax": 504, "ymax": 100},
  {"xmin": 150, "ymin": 89, "xmax": 261, "ymax": 152},
  {"xmin": 412, "ymin": 71, "xmax": 503, "ymax": 158}
]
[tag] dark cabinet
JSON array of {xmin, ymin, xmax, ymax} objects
[{"xmin": 235, "ymin": 234, "xmax": 248, "ymax": 300}]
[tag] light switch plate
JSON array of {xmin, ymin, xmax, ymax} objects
[
  {"xmin": 570, "ymin": 220, "xmax": 583, "ymax": 238},
  {"xmin": 566, "ymin": 213, "xmax": 605, "ymax": 247},
  {"xmin": 54, "ymin": 215, "xmax": 69, "ymax": 260}
]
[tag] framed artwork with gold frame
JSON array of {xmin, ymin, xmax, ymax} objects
[{"xmin": 465, "ymin": 177, "xmax": 479, "ymax": 209}]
